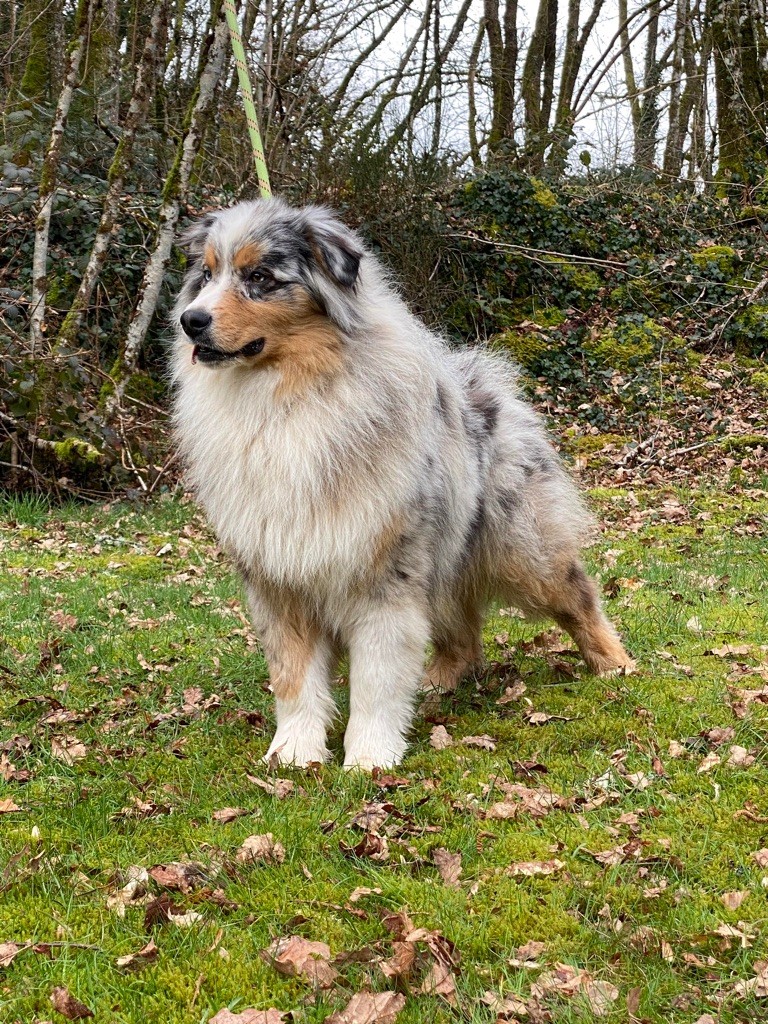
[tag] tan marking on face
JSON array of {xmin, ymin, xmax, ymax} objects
[
  {"xmin": 204, "ymin": 244, "xmax": 218, "ymax": 274},
  {"xmin": 210, "ymin": 289, "xmax": 344, "ymax": 395},
  {"xmin": 232, "ymin": 242, "xmax": 264, "ymax": 271}
]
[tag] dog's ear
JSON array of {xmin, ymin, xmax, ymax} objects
[
  {"xmin": 305, "ymin": 212, "xmax": 362, "ymax": 289},
  {"xmin": 178, "ymin": 212, "xmax": 218, "ymax": 257}
]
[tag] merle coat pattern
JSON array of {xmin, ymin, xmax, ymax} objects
[{"xmin": 172, "ymin": 198, "xmax": 633, "ymax": 768}]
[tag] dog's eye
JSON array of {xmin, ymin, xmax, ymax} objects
[
  {"xmin": 202, "ymin": 266, "xmax": 212, "ymax": 283},
  {"xmin": 249, "ymin": 269, "xmax": 271, "ymax": 285}
]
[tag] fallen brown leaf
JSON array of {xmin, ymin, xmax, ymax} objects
[
  {"xmin": 419, "ymin": 958, "xmax": 457, "ymax": 1004},
  {"xmin": 0, "ymin": 798, "xmax": 23, "ymax": 814},
  {"xmin": 247, "ymin": 775, "xmax": 296, "ymax": 799},
  {"xmin": 112, "ymin": 797, "xmax": 171, "ymax": 820},
  {"xmin": 236, "ymin": 834, "xmax": 285, "ymax": 865},
  {"xmin": 480, "ymin": 989, "xmax": 529, "ymax": 1018},
  {"xmin": 732, "ymin": 959, "xmax": 768, "ymax": 998},
  {"xmin": 433, "ymin": 848, "xmax": 462, "ymax": 888},
  {"xmin": 209, "ymin": 1010, "xmax": 287, "ymax": 1024},
  {"xmin": 429, "ymin": 725, "xmax": 453, "ymax": 749},
  {"xmin": 727, "ymin": 745, "xmax": 756, "ymax": 767},
  {"xmin": 115, "ymin": 939, "xmax": 159, "ymax": 971},
  {"xmin": 50, "ymin": 735, "xmax": 88, "ymax": 764},
  {"xmin": 462, "ymin": 734, "xmax": 497, "ymax": 751},
  {"xmin": 340, "ymin": 834, "xmax": 389, "ymax": 861},
  {"xmin": 752, "ymin": 849, "xmax": 768, "ymax": 869},
  {"xmin": 50, "ymin": 986, "xmax": 94, "ymax": 1020},
  {"xmin": 325, "ymin": 991, "xmax": 405, "ymax": 1024},
  {"xmin": 0, "ymin": 942, "xmax": 23, "ymax": 968},
  {"xmin": 261, "ymin": 935, "xmax": 338, "ymax": 988},
  {"xmin": 213, "ymin": 807, "xmax": 250, "ymax": 824},
  {"xmin": 149, "ymin": 862, "xmax": 208, "ymax": 892},
  {"xmin": 721, "ymin": 890, "xmax": 749, "ymax": 911},
  {"xmin": 507, "ymin": 859, "xmax": 565, "ymax": 878}
]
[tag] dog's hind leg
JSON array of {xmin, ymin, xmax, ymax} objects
[
  {"xmin": 423, "ymin": 594, "xmax": 485, "ymax": 698},
  {"xmin": 499, "ymin": 555, "xmax": 633, "ymax": 675},
  {"xmin": 344, "ymin": 599, "xmax": 430, "ymax": 769},
  {"xmin": 247, "ymin": 585, "xmax": 336, "ymax": 766}
]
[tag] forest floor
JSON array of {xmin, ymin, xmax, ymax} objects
[{"xmin": 1, "ymin": 480, "xmax": 767, "ymax": 1024}]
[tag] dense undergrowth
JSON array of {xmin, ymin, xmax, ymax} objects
[{"xmin": 2, "ymin": 165, "xmax": 767, "ymax": 494}]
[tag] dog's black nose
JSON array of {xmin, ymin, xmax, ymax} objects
[{"xmin": 180, "ymin": 308, "xmax": 212, "ymax": 339}]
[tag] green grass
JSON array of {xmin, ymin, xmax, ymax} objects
[{"xmin": 1, "ymin": 487, "xmax": 767, "ymax": 1023}]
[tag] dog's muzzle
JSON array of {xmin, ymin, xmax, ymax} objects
[
  {"xmin": 191, "ymin": 338, "xmax": 266, "ymax": 365},
  {"xmin": 181, "ymin": 308, "xmax": 265, "ymax": 365}
]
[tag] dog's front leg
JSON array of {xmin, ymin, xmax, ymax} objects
[
  {"xmin": 247, "ymin": 586, "xmax": 335, "ymax": 766},
  {"xmin": 344, "ymin": 601, "xmax": 429, "ymax": 769}
]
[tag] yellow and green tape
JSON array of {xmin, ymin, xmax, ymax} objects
[{"xmin": 222, "ymin": 0, "xmax": 272, "ymax": 198}]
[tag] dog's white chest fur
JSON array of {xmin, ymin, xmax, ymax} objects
[{"xmin": 174, "ymin": 361, "xmax": 396, "ymax": 588}]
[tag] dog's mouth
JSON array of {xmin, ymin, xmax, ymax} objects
[{"xmin": 191, "ymin": 338, "xmax": 266, "ymax": 365}]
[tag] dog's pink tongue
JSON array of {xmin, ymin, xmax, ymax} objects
[{"xmin": 192, "ymin": 345, "xmax": 199, "ymax": 365}]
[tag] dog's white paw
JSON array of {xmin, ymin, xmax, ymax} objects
[
  {"xmin": 343, "ymin": 735, "xmax": 406, "ymax": 771},
  {"xmin": 263, "ymin": 731, "xmax": 329, "ymax": 768}
]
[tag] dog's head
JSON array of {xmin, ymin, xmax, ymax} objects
[{"xmin": 175, "ymin": 199, "xmax": 363, "ymax": 386}]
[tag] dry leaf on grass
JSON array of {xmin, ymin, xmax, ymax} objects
[
  {"xmin": 112, "ymin": 797, "xmax": 171, "ymax": 820},
  {"xmin": 209, "ymin": 1010, "xmax": 287, "ymax": 1024},
  {"xmin": 50, "ymin": 735, "xmax": 88, "ymax": 764},
  {"xmin": 339, "ymin": 834, "xmax": 389, "ymax": 861},
  {"xmin": 149, "ymin": 862, "xmax": 208, "ymax": 892},
  {"xmin": 246, "ymin": 775, "xmax": 297, "ymax": 799},
  {"xmin": 115, "ymin": 939, "xmax": 159, "ymax": 971},
  {"xmin": 236, "ymin": 834, "xmax": 285, "ymax": 865},
  {"xmin": 752, "ymin": 849, "xmax": 768, "ymax": 869},
  {"xmin": 727, "ymin": 745, "xmax": 756, "ymax": 767},
  {"xmin": 0, "ymin": 942, "xmax": 23, "ymax": 968},
  {"xmin": 480, "ymin": 990, "xmax": 529, "ymax": 1018},
  {"xmin": 213, "ymin": 807, "xmax": 250, "ymax": 824},
  {"xmin": 507, "ymin": 859, "xmax": 565, "ymax": 878},
  {"xmin": 732, "ymin": 959, "xmax": 768, "ymax": 998},
  {"xmin": 532, "ymin": 964, "xmax": 619, "ymax": 1017},
  {"xmin": 419, "ymin": 959, "xmax": 457, "ymax": 1004},
  {"xmin": 461, "ymin": 734, "xmax": 497, "ymax": 751},
  {"xmin": 143, "ymin": 893, "xmax": 203, "ymax": 930},
  {"xmin": 50, "ymin": 611, "xmax": 78, "ymax": 630},
  {"xmin": 429, "ymin": 725, "xmax": 453, "ymax": 749},
  {"xmin": 0, "ymin": 798, "xmax": 22, "ymax": 814},
  {"xmin": 349, "ymin": 886, "xmax": 382, "ymax": 903},
  {"xmin": 712, "ymin": 921, "xmax": 757, "ymax": 948},
  {"xmin": 721, "ymin": 890, "xmax": 749, "ymax": 911},
  {"xmin": 697, "ymin": 751, "xmax": 721, "ymax": 774},
  {"xmin": 325, "ymin": 991, "xmax": 405, "ymax": 1024},
  {"xmin": 106, "ymin": 865, "xmax": 150, "ymax": 916},
  {"xmin": 349, "ymin": 801, "xmax": 392, "ymax": 832},
  {"xmin": 433, "ymin": 848, "xmax": 462, "ymax": 887},
  {"xmin": 261, "ymin": 935, "xmax": 339, "ymax": 989},
  {"xmin": 49, "ymin": 987, "xmax": 94, "ymax": 1020}
]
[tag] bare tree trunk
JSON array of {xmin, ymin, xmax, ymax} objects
[
  {"xmin": 53, "ymin": 0, "xmax": 171, "ymax": 358},
  {"xmin": 709, "ymin": 0, "xmax": 768, "ymax": 190},
  {"xmin": 619, "ymin": 0, "xmax": 642, "ymax": 144},
  {"xmin": 521, "ymin": 0, "xmax": 558, "ymax": 172},
  {"xmin": 467, "ymin": 18, "xmax": 485, "ymax": 167},
  {"xmin": 662, "ymin": 0, "xmax": 687, "ymax": 175},
  {"xmin": 547, "ymin": 0, "xmax": 605, "ymax": 174},
  {"xmin": 634, "ymin": 0, "xmax": 662, "ymax": 166},
  {"xmin": 30, "ymin": 0, "xmax": 100, "ymax": 356},
  {"xmin": 110, "ymin": 4, "xmax": 231, "ymax": 407},
  {"xmin": 484, "ymin": 0, "xmax": 519, "ymax": 158}
]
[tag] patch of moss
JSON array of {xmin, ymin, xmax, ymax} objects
[
  {"xmin": 751, "ymin": 369, "xmax": 768, "ymax": 395},
  {"xmin": 585, "ymin": 318, "xmax": 671, "ymax": 369},
  {"xmin": 719, "ymin": 434, "xmax": 768, "ymax": 452},
  {"xmin": 530, "ymin": 177, "xmax": 558, "ymax": 208},
  {"xmin": 733, "ymin": 302, "xmax": 768, "ymax": 352},
  {"xmin": 691, "ymin": 244, "xmax": 739, "ymax": 275},
  {"xmin": 51, "ymin": 436, "xmax": 103, "ymax": 465},
  {"xmin": 491, "ymin": 329, "xmax": 549, "ymax": 369},
  {"xmin": 564, "ymin": 432, "xmax": 630, "ymax": 455},
  {"xmin": 546, "ymin": 256, "xmax": 602, "ymax": 296}
]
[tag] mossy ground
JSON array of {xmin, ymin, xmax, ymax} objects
[{"xmin": 1, "ymin": 488, "xmax": 767, "ymax": 1023}]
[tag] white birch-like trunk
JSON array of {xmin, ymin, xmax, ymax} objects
[
  {"xmin": 30, "ymin": 0, "xmax": 96, "ymax": 355},
  {"xmin": 54, "ymin": 0, "xmax": 170, "ymax": 356},
  {"xmin": 111, "ymin": 8, "xmax": 230, "ymax": 408}
]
